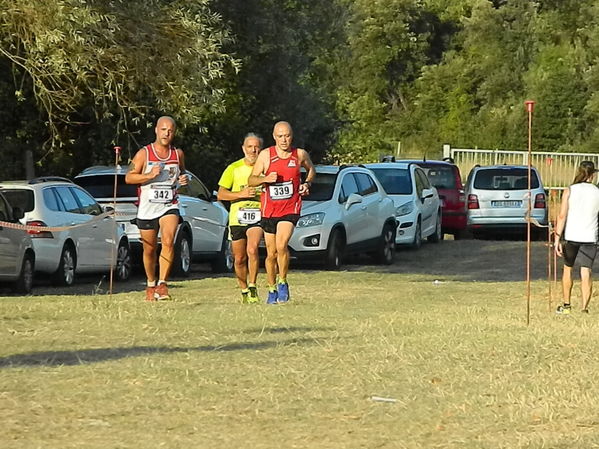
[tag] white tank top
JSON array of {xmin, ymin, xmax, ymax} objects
[
  {"xmin": 564, "ymin": 182, "xmax": 599, "ymax": 243},
  {"xmin": 137, "ymin": 144, "xmax": 180, "ymax": 220}
]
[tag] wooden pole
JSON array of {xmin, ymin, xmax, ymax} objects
[{"xmin": 525, "ymin": 100, "xmax": 535, "ymax": 325}]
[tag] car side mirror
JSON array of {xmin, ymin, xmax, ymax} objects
[
  {"xmin": 422, "ymin": 189, "xmax": 434, "ymax": 201},
  {"xmin": 12, "ymin": 206, "xmax": 24, "ymax": 220},
  {"xmin": 345, "ymin": 193, "xmax": 363, "ymax": 209},
  {"xmin": 103, "ymin": 205, "xmax": 115, "ymax": 213}
]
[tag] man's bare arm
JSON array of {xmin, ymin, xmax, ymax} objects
[{"xmin": 125, "ymin": 149, "xmax": 158, "ymax": 185}]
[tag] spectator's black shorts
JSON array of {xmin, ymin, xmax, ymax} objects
[
  {"xmin": 229, "ymin": 224, "xmax": 262, "ymax": 241},
  {"xmin": 563, "ymin": 241, "xmax": 597, "ymax": 268},
  {"xmin": 135, "ymin": 209, "xmax": 181, "ymax": 231},
  {"xmin": 261, "ymin": 214, "xmax": 300, "ymax": 234}
]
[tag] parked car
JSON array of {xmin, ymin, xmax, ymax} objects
[
  {"xmin": 397, "ymin": 159, "xmax": 467, "ymax": 239},
  {"xmin": 0, "ymin": 177, "xmax": 131, "ymax": 286},
  {"xmin": 0, "ymin": 191, "xmax": 35, "ymax": 293},
  {"xmin": 289, "ymin": 165, "xmax": 397, "ymax": 269},
  {"xmin": 464, "ymin": 165, "xmax": 548, "ymax": 238},
  {"xmin": 365, "ymin": 162, "xmax": 442, "ymax": 248},
  {"xmin": 74, "ymin": 165, "xmax": 231, "ymax": 276}
]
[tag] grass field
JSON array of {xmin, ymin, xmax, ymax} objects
[{"xmin": 2, "ymin": 240, "xmax": 599, "ymax": 448}]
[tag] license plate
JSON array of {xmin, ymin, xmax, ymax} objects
[{"xmin": 492, "ymin": 200, "xmax": 521, "ymax": 208}]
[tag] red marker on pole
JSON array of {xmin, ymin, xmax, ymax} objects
[{"xmin": 525, "ymin": 100, "xmax": 535, "ymax": 325}]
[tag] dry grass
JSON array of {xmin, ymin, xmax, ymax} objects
[{"xmin": 2, "ymin": 241, "xmax": 599, "ymax": 448}]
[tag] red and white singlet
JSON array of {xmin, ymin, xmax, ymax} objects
[
  {"xmin": 261, "ymin": 146, "xmax": 302, "ymax": 218},
  {"xmin": 137, "ymin": 144, "xmax": 180, "ymax": 220}
]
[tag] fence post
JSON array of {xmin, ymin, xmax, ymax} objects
[{"xmin": 442, "ymin": 144, "xmax": 451, "ymax": 160}]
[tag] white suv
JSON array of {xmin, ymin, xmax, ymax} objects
[
  {"xmin": 0, "ymin": 191, "xmax": 35, "ymax": 293},
  {"xmin": 365, "ymin": 162, "xmax": 442, "ymax": 248},
  {"xmin": 74, "ymin": 166, "xmax": 231, "ymax": 276},
  {"xmin": 0, "ymin": 178, "xmax": 130, "ymax": 286},
  {"xmin": 290, "ymin": 165, "xmax": 397, "ymax": 269}
]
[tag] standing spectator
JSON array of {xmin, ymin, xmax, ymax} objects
[{"xmin": 554, "ymin": 160, "xmax": 599, "ymax": 314}]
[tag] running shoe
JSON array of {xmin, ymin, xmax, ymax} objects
[
  {"xmin": 155, "ymin": 283, "xmax": 172, "ymax": 301},
  {"xmin": 582, "ymin": 309, "xmax": 590, "ymax": 314},
  {"xmin": 240, "ymin": 290, "xmax": 250, "ymax": 304},
  {"xmin": 556, "ymin": 304, "xmax": 571, "ymax": 315},
  {"xmin": 266, "ymin": 290, "xmax": 278, "ymax": 305},
  {"xmin": 145, "ymin": 286, "xmax": 157, "ymax": 302},
  {"xmin": 247, "ymin": 286, "xmax": 260, "ymax": 304},
  {"xmin": 277, "ymin": 282, "xmax": 290, "ymax": 303}
]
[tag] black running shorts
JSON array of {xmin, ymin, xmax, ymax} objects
[{"xmin": 563, "ymin": 241, "xmax": 598, "ymax": 268}]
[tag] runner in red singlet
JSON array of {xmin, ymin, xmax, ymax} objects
[
  {"xmin": 125, "ymin": 116, "xmax": 189, "ymax": 301},
  {"xmin": 248, "ymin": 121, "xmax": 315, "ymax": 304}
]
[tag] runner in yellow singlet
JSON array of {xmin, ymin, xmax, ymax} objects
[{"xmin": 217, "ymin": 133, "xmax": 264, "ymax": 303}]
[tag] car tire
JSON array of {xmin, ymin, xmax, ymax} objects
[
  {"xmin": 411, "ymin": 218, "xmax": 422, "ymax": 250},
  {"xmin": 325, "ymin": 230, "xmax": 345, "ymax": 270},
  {"xmin": 453, "ymin": 230, "xmax": 462, "ymax": 240},
  {"xmin": 173, "ymin": 230, "xmax": 192, "ymax": 277},
  {"xmin": 375, "ymin": 222, "xmax": 396, "ymax": 265},
  {"xmin": 53, "ymin": 243, "xmax": 76, "ymax": 286},
  {"xmin": 13, "ymin": 253, "xmax": 34, "ymax": 294},
  {"xmin": 427, "ymin": 213, "xmax": 442, "ymax": 243},
  {"xmin": 114, "ymin": 240, "xmax": 132, "ymax": 282},
  {"xmin": 211, "ymin": 233, "xmax": 233, "ymax": 273}
]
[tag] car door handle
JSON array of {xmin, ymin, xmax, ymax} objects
[
  {"xmin": 180, "ymin": 204, "xmax": 188, "ymax": 208},
  {"xmin": 360, "ymin": 206, "xmax": 367, "ymax": 210}
]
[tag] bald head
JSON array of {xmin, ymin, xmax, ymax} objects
[
  {"xmin": 273, "ymin": 121, "xmax": 293, "ymax": 152},
  {"xmin": 155, "ymin": 116, "xmax": 177, "ymax": 148}
]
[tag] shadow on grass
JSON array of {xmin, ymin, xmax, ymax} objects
[
  {"xmin": 241, "ymin": 326, "xmax": 336, "ymax": 334},
  {"xmin": 0, "ymin": 337, "xmax": 326, "ymax": 368}
]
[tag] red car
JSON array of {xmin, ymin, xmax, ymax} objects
[{"xmin": 399, "ymin": 159, "xmax": 467, "ymax": 239}]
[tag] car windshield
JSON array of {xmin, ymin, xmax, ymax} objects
[
  {"xmin": 473, "ymin": 168, "xmax": 540, "ymax": 190},
  {"xmin": 303, "ymin": 173, "xmax": 336, "ymax": 201},
  {"xmin": 0, "ymin": 189, "xmax": 34, "ymax": 212},
  {"xmin": 420, "ymin": 165, "xmax": 456, "ymax": 189},
  {"xmin": 370, "ymin": 168, "xmax": 412, "ymax": 194},
  {"xmin": 75, "ymin": 174, "xmax": 138, "ymax": 198}
]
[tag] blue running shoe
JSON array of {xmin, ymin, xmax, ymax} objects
[
  {"xmin": 277, "ymin": 282, "xmax": 290, "ymax": 303},
  {"xmin": 266, "ymin": 290, "xmax": 278, "ymax": 305}
]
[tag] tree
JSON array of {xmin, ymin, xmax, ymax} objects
[{"xmin": 0, "ymin": 0, "xmax": 238, "ymax": 178}]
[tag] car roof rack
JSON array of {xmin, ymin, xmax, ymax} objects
[
  {"xmin": 380, "ymin": 155, "xmax": 395, "ymax": 163},
  {"xmin": 28, "ymin": 176, "xmax": 72, "ymax": 184}
]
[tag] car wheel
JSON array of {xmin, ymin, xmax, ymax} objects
[
  {"xmin": 427, "ymin": 213, "xmax": 442, "ymax": 243},
  {"xmin": 13, "ymin": 253, "xmax": 34, "ymax": 294},
  {"xmin": 211, "ymin": 233, "xmax": 233, "ymax": 273},
  {"xmin": 325, "ymin": 230, "xmax": 345, "ymax": 270},
  {"xmin": 453, "ymin": 230, "xmax": 462, "ymax": 240},
  {"xmin": 173, "ymin": 230, "xmax": 192, "ymax": 277},
  {"xmin": 114, "ymin": 240, "xmax": 132, "ymax": 282},
  {"xmin": 411, "ymin": 218, "xmax": 422, "ymax": 250},
  {"xmin": 53, "ymin": 243, "xmax": 76, "ymax": 286},
  {"xmin": 375, "ymin": 222, "xmax": 396, "ymax": 265}
]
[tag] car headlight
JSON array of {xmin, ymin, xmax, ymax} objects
[
  {"xmin": 297, "ymin": 212, "xmax": 325, "ymax": 227},
  {"xmin": 395, "ymin": 201, "xmax": 414, "ymax": 217}
]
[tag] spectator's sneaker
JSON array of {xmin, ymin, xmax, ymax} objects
[
  {"xmin": 155, "ymin": 283, "xmax": 172, "ymax": 301},
  {"xmin": 266, "ymin": 290, "xmax": 278, "ymax": 305},
  {"xmin": 247, "ymin": 286, "xmax": 260, "ymax": 304},
  {"xmin": 277, "ymin": 282, "xmax": 290, "ymax": 303},
  {"xmin": 556, "ymin": 304, "xmax": 571, "ymax": 315},
  {"xmin": 240, "ymin": 290, "xmax": 250, "ymax": 304},
  {"xmin": 145, "ymin": 286, "xmax": 157, "ymax": 302}
]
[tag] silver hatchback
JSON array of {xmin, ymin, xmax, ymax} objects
[{"xmin": 465, "ymin": 165, "xmax": 548, "ymax": 237}]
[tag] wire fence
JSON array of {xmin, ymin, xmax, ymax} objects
[{"xmin": 443, "ymin": 145, "xmax": 599, "ymax": 189}]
